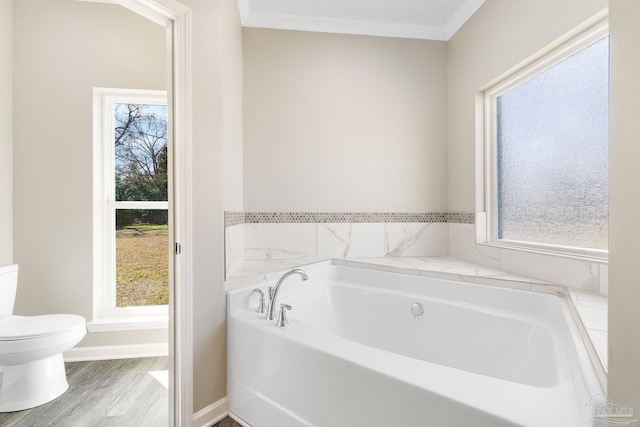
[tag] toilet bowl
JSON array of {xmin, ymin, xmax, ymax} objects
[{"xmin": 0, "ymin": 265, "xmax": 87, "ymax": 412}]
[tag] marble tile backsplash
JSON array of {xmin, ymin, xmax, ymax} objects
[
  {"xmin": 386, "ymin": 223, "xmax": 448, "ymax": 257},
  {"xmin": 245, "ymin": 223, "xmax": 317, "ymax": 260},
  {"xmin": 225, "ymin": 222, "xmax": 244, "ymax": 276},
  {"xmin": 227, "ymin": 221, "xmax": 449, "ymax": 269},
  {"xmin": 224, "ymin": 211, "xmax": 468, "ymax": 279},
  {"xmin": 448, "ymin": 223, "xmax": 608, "ymax": 295},
  {"xmin": 225, "ymin": 212, "xmax": 608, "ymax": 296},
  {"xmin": 317, "ymin": 223, "xmax": 386, "ymax": 258}
]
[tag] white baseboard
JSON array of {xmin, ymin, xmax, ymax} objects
[
  {"xmin": 193, "ymin": 397, "xmax": 229, "ymax": 427},
  {"xmin": 63, "ymin": 342, "xmax": 168, "ymax": 362}
]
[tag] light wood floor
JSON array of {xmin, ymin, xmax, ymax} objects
[
  {"xmin": 214, "ymin": 416, "xmax": 244, "ymax": 427},
  {"xmin": 0, "ymin": 357, "xmax": 168, "ymax": 427}
]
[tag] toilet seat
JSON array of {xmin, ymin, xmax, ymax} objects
[
  {"xmin": 0, "ymin": 315, "xmax": 86, "ymax": 341},
  {"xmin": 0, "ymin": 314, "xmax": 86, "ymax": 368}
]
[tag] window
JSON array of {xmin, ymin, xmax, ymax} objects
[
  {"xmin": 93, "ymin": 88, "xmax": 169, "ymax": 327},
  {"xmin": 483, "ymin": 22, "xmax": 609, "ymax": 259}
]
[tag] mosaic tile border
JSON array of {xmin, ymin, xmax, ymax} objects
[
  {"xmin": 225, "ymin": 211, "xmax": 475, "ymax": 227},
  {"xmin": 446, "ymin": 212, "xmax": 475, "ymax": 224},
  {"xmin": 225, "ymin": 211, "xmax": 245, "ymax": 227}
]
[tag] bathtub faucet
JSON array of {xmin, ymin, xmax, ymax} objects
[{"xmin": 266, "ymin": 269, "xmax": 308, "ymax": 321}]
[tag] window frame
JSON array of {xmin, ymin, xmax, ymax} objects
[
  {"xmin": 92, "ymin": 88, "xmax": 169, "ymax": 330},
  {"xmin": 481, "ymin": 20, "xmax": 609, "ymax": 261}
]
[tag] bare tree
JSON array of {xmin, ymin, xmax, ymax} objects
[{"xmin": 114, "ymin": 103, "xmax": 168, "ymax": 203}]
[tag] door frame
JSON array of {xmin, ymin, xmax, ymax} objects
[{"xmin": 114, "ymin": 1, "xmax": 193, "ymax": 426}]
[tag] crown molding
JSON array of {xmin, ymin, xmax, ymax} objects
[
  {"xmin": 443, "ymin": 0, "xmax": 485, "ymax": 40},
  {"xmin": 243, "ymin": 10, "xmax": 448, "ymax": 40},
  {"xmin": 237, "ymin": 0, "xmax": 485, "ymax": 41}
]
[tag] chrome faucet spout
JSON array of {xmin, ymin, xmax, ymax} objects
[{"xmin": 266, "ymin": 269, "xmax": 308, "ymax": 320}]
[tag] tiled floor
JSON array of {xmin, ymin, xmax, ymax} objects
[{"xmin": 0, "ymin": 357, "xmax": 168, "ymax": 427}]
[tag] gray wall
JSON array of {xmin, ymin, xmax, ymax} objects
[
  {"xmin": 12, "ymin": 0, "xmax": 167, "ymax": 345},
  {"xmin": 609, "ymin": 0, "xmax": 640, "ymax": 413},
  {"xmin": 0, "ymin": 0, "xmax": 12, "ymax": 266},
  {"xmin": 447, "ymin": 0, "xmax": 608, "ymax": 212},
  {"xmin": 11, "ymin": 0, "xmax": 241, "ymax": 414},
  {"xmin": 181, "ymin": 0, "xmax": 242, "ymax": 412},
  {"xmin": 222, "ymin": 0, "xmax": 244, "ymax": 213},
  {"xmin": 11, "ymin": 0, "xmax": 637, "ymax": 417},
  {"xmin": 445, "ymin": 0, "xmax": 609, "ymax": 290},
  {"xmin": 449, "ymin": 0, "xmax": 640, "ymax": 412},
  {"xmin": 243, "ymin": 29, "xmax": 448, "ymax": 212}
]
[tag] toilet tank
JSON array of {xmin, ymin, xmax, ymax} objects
[{"xmin": 0, "ymin": 264, "xmax": 18, "ymax": 319}]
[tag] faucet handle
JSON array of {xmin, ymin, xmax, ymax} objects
[
  {"xmin": 276, "ymin": 304, "xmax": 292, "ymax": 327},
  {"xmin": 252, "ymin": 288, "xmax": 266, "ymax": 314}
]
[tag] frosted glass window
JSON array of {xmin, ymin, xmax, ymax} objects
[{"xmin": 496, "ymin": 36, "xmax": 609, "ymax": 250}]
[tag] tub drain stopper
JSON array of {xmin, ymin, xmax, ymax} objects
[{"xmin": 411, "ymin": 302, "xmax": 424, "ymax": 317}]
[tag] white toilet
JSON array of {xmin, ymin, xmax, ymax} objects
[{"xmin": 0, "ymin": 264, "xmax": 86, "ymax": 412}]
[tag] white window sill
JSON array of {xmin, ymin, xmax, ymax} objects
[
  {"xmin": 87, "ymin": 315, "xmax": 169, "ymax": 332},
  {"xmin": 477, "ymin": 240, "xmax": 608, "ymax": 264}
]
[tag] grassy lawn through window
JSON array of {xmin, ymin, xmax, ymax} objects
[{"xmin": 115, "ymin": 224, "xmax": 169, "ymax": 307}]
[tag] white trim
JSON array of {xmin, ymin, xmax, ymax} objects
[
  {"xmin": 480, "ymin": 16, "xmax": 609, "ymax": 261},
  {"xmin": 114, "ymin": 0, "xmax": 171, "ymax": 26},
  {"xmin": 478, "ymin": 240, "xmax": 608, "ymax": 263},
  {"xmin": 443, "ymin": 0, "xmax": 485, "ymax": 40},
  {"xmin": 63, "ymin": 343, "xmax": 168, "ymax": 362},
  {"xmin": 236, "ymin": 0, "xmax": 250, "ymax": 22},
  {"xmin": 115, "ymin": 0, "xmax": 190, "ymax": 27},
  {"xmin": 242, "ymin": 11, "xmax": 448, "ymax": 41},
  {"xmin": 479, "ymin": 9, "xmax": 609, "ymax": 93},
  {"xmin": 90, "ymin": 1, "xmax": 193, "ymax": 426},
  {"xmin": 92, "ymin": 88, "xmax": 170, "ymax": 322},
  {"xmin": 108, "ymin": 201, "xmax": 169, "ymax": 209},
  {"xmin": 94, "ymin": 87, "xmax": 168, "ymax": 102},
  {"xmin": 238, "ymin": 0, "xmax": 485, "ymax": 41},
  {"xmin": 475, "ymin": 10, "xmax": 609, "ymax": 215},
  {"xmin": 168, "ymin": 5, "xmax": 194, "ymax": 427},
  {"xmin": 483, "ymin": 21, "xmax": 609, "ymax": 99},
  {"xmin": 87, "ymin": 315, "xmax": 168, "ymax": 332},
  {"xmin": 192, "ymin": 398, "xmax": 229, "ymax": 427}
]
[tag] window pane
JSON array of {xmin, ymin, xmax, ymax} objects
[
  {"xmin": 114, "ymin": 103, "xmax": 168, "ymax": 202},
  {"xmin": 115, "ymin": 209, "xmax": 168, "ymax": 307},
  {"xmin": 497, "ymin": 37, "xmax": 609, "ymax": 250}
]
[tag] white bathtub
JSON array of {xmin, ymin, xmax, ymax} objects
[{"xmin": 227, "ymin": 265, "xmax": 604, "ymax": 427}]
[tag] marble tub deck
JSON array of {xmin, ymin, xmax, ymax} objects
[
  {"xmin": 226, "ymin": 256, "xmax": 557, "ymax": 290},
  {"xmin": 225, "ymin": 255, "xmax": 608, "ymax": 391}
]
